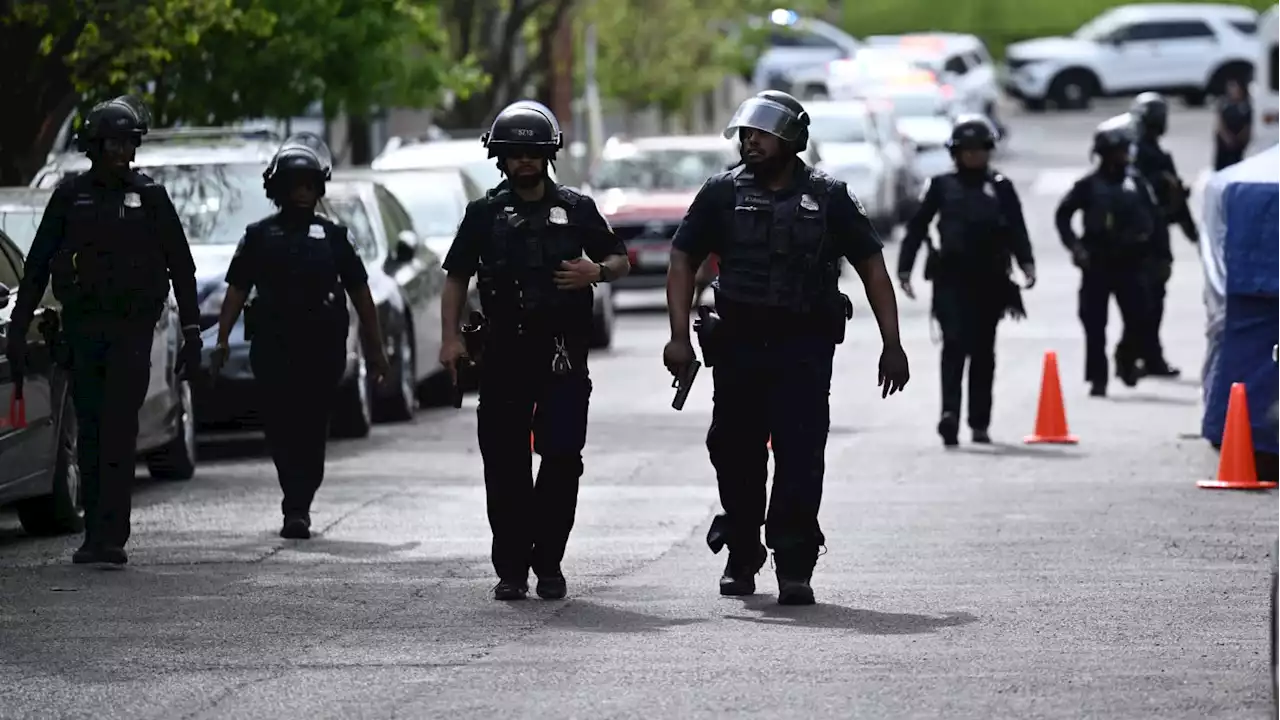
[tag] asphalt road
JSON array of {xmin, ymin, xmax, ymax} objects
[{"xmin": 1, "ymin": 101, "xmax": 1275, "ymax": 720}]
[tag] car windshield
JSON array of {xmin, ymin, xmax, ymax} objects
[
  {"xmin": 0, "ymin": 206, "xmax": 47, "ymax": 254},
  {"xmin": 142, "ymin": 163, "xmax": 274, "ymax": 245},
  {"xmin": 372, "ymin": 172, "xmax": 465, "ymax": 238},
  {"xmin": 1074, "ymin": 14, "xmax": 1121, "ymax": 41},
  {"xmin": 806, "ymin": 111, "xmax": 871, "ymax": 143},
  {"xmin": 589, "ymin": 149, "xmax": 735, "ymax": 191}
]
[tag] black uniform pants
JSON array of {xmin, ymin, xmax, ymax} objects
[
  {"xmin": 707, "ymin": 329, "xmax": 834, "ymax": 577},
  {"xmin": 1078, "ymin": 261, "xmax": 1155, "ymax": 388},
  {"xmin": 1144, "ymin": 258, "xmax": 1170, "ymax": 363},
  {"xmin": 252, "ymin": 340, "xmax": 344, "ymax": 518},
  {"xmin": 477, "ymin": 336, "xmax": 591, "ymax": 582},
  {"xmin": 68, "ymin": 326, "xmax": 153, "ymax": 550},
  {"xmin": 932, "ymin": 282, "xmax": 1005, "ymax": 430}
]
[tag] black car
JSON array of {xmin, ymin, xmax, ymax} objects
[
  {"xmin": 325, "ymin": 175, "xmax": 451, "ymax": 416},
  {"xmin": 0, "ymin": 222, "xmax": 197, "ymax": 535},
  {"xmin": 31, "ymin": 129, "xmax": 374, "ymax": 438}
]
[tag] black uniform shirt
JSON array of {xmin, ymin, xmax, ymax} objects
[
  {"xmin": 443, "ymin": 185, "xmax": 624, "ymax": 279},
  {"xmin": 898, "ymin": 169, "xmax": 1035, "ymax": 277},
  {"xmin": 225, "ymin": 212, "xmax": 368, "ymax": 306},
  {"xmin": 671, "ymin": 161, "xmax": 882, "ymax": 267},
  {"xmin": 15, "ymin": 169, "xmax": 199, "ymax": 334}
]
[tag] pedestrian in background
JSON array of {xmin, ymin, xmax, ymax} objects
[
  {"xmin": 1214, "ymin": 79, "xmax": 1253, "ymax": 171},
  {"xmin": 210, "ymin": 133, "xmax": 389, "ymax": 540}
]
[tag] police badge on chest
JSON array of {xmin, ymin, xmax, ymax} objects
[
  {"xmin": 123, "ymin": 192, "xmax": 142, "ymax": 209},
  {"xmin": 548, "ymin": 206, "xmax": 568, "ymax": 225}
]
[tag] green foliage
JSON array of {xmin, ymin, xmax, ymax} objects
[
  {"xmin": 839, "ymin": 0, "xmax": 1278, "ymax": 59},
  {"xmin": 584, "ymin": 0, "xmax": 828, "ymax": 113}
]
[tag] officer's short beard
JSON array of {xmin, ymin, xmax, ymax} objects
[
  {"xmin": 509, "ymin": 171, "xmax": 544, "ymax": 190},
  {"xmin": 743, "ymin": 150, "xmax": 790, "ymax": 181}
]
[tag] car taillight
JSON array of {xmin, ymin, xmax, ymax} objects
[
  {"xmin": 940, "ymin": 84, "xmax": 954, "ymax": 98},
  {"xmin": 1265, "ymin": 111, "xmax": 1279, "ymax": 125}
]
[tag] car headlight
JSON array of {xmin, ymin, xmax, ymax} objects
[{"xmin": 199, "ymin": 283, "xmax": 226, "ymax": 316}]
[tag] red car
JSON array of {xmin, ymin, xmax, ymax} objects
[{"xmin": 586, "ymin": 135, "xmax": 738, "ymax": 293}]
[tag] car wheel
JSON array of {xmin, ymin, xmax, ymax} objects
[
  {"xmin": 1048, "ymin": 70, "xmax": 1096, "ymax": 110},
  {"xmin": 146, "ymin": 380, "xmax": 197, "ymax": 481},
  {"xmin": 589, "ymin": 289, "xmax": 614, "ymax": 349},
  {"xmin": 376, "ymin": 323, "xmax": 417, "ymax": 422},
  {"xmin": 330, "ymin": 344, "xmax": 372, "ymax": 439},
  {"xmin": 15, "ymin": 392, "xmax": 84, "ymax": 536}
]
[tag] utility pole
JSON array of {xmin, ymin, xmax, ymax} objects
[
  {"xmin": 551, "ymin": 11, "xmax": 575, "ymax": 142},
  {"xmin": 583, "ymin": 22, "xmax": 604, "ymax": 168}
]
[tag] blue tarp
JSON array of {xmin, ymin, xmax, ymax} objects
[{"xmin": 1200, "ymin": 145, "xmax": 1280, "ymax": 452}]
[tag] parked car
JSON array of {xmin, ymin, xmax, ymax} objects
[
  {"xmin": 372, "ymin": 140, "xmax": 616, "ymax": 348},
  {"xmin": 31, "ymin": 128, "xmax": 374, "ymax": 438},
  {"xmin": 804, "ymin": 100, "xmax": 903, "ymax": 234},
  {"xmin": 326, "ymin": 171, "xmax": 453, "ymax": 413},
  {"xmin": 0, "ymin": 218, "xmax": 198, "ymax": 534},
  {"xmin": 813, "ymin": 46, "xmax": 937, "ymax": 102},
  {"xmin": 865, "ymin": 84, "xmax": 964, "ymax": 181},
  {"xmin": 862, "ymin": 33, "xmax": 1004, "ymax": 132},
  {"xmin": 1252, "ymin": 4, "xmax": 1279, "ymax": 152},
  {"xmin": 748, "ymin": 9, "xmax": 861, "ymax": 94},
  {"xmin": 584, "ymin": 135, "xmax": 739, "ymax": 300},
  {"xmin": 1003, "ymin": 3, "xmax": 1259, "ymax": 111}
]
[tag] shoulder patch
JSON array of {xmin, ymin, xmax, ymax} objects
[
  {"xmin": 847, "ymin": 185, "xmax": 867, "ymax": 216},
  {"xmin": 556, "ymin": 184, "xmax": 581, "ymax": 206}
]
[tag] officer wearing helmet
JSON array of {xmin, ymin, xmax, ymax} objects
[
  {"xmin": 664, "ymin": 90, "xmax": 909, "ymax": 606},
  {"xmin": 4, "ymin": 95, "xmax": 201, "ymax": 566},
  {"xmin": 438, "ymin": 100, "xmax": 631, "ymax": 602},
  {"xmin": 898, "ymin": 114, "xmax": 1036, "ymax": 447},
  {"xmin": 1054, "ymin": 115, "xmax": 1162, "ymax": 397},
  {"xmin": 210, "ymin": 132, "xmax": 389, "ymax": 540},
  {"xmin": 1129, "ymin": 91, "xmax": 1198, "ymax": 378}
]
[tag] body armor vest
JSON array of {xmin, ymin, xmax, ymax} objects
[
  {"xmin": 1081, "ymin": 171, "xmax": 1154, "ymax": 251},
  {"xmin": 716, "ymin": 166, "xmax": 839, "ymax": 314},
  {"xmin": 248, "ymin": 216, "xmax": 348, "ymax": 341},
  {"xmin": 477, "ymin": 185, "xmax": 593, "ymax": 331},
  {"xmin": 50, "ymin": 173, "xmax": 169, "ymax": 323},
  {"xmin": 933, "ymin": 171, "xmax": 1011, "ymax": 275}
]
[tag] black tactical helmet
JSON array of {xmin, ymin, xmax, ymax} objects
[
  {"xmin": 263, "ymin": 132, "xmax": 333, "ymax": 198},
  {"xmin": 1093, "ymin": 114, "xmax": 1135, "ymax": 157},
  {"xmin": 482, "ymin": 101, "xmax": 563, "ymax": 159},
  {"xmin": 1130, "ymin": 92, "xmax": 1168, "ymax": 136},
  {"xmin": 724, "ymin": 90, "xmax": 811, "ymax": 152},
  {"xmin": 946, "ymin": 114, "xmax": 997, "ymax": 151},
  {"xmin": 75, "ymin": 95, "xmax": 150, "ymax": 153}
]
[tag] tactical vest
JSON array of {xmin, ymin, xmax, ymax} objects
[
  {"xmin": 716, "ymin": 167, "xmax": 840, "ymax": 314},
  {"xmin": 933, "ymin": 172, "xmax": 1011, "ymax": 271},
  {"xmin": 476, "ymin": 185, "xmax": 592, "ymax": 331},
  {"xmin": 50, "ymin": 174, "xmax": 169, "ymax": 323},
  {"xmin": 1081, "ymin": 172, "xmax": 1154, "ymax": 250},
  {"xmin": 248, "ymin": 216, "xmax": 349, "ymax": 340}
]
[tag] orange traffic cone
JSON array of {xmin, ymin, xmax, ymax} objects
[
  {"xmin": 2, "ymin": 384, "xmax": 26, "ymax": 430},
  {"xmin": 1024, "ymin": 351, "xmax": 1078, "ymax": 444},
  {"xmin": 1198, "ymin": 383, "xmax": 1276, "ymax": 489}
]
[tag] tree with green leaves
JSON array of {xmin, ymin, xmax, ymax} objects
[
  {"xmin": 583, "ymin": 0, "xmax": 827, "ymax": 115},
  {"xmin": 0, "ymin": 0, "xmax": 481, "ymax": 185}
]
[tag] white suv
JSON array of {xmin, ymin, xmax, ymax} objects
[{"xmin": 1004, "ymin": 3, "xmax": 1260, "ymax": 111}]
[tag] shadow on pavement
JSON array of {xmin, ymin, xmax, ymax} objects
[
  {"xmin": 280, "ymin": 537, "xmax": 422, "ymax": 558},
  {"xmin": 727, "ymin": 596, "xmax": 979, "ymax": 634},
  {"xmin": 1105, "ymin": 394, "xmax": 1198, "ymax": 406},
  {"xmin": 540, "ymin": 599, "xmax": 705, "ymax": 634},
  {"xmin": 954, "ymin": 442, "xmax": 1082, "ymax": 459}
]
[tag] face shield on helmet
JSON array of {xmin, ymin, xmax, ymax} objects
[{"xmin": 722, "ymin": 97, "xmax": 806, "ymax": 143}]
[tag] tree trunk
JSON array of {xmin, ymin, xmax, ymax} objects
[{"xmin": 348, "ymin": 114, "xmax": 372, "ymax": 167}]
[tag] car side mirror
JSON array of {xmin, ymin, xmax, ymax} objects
[
  {"xmin": 0, "ymin": 282, "xmax": 10, "ymax": 310},
  {"xmin": 395, "ymin": 230, "xmax": 418, "ymax": 263}
]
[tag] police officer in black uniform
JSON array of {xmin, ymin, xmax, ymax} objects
[
  {"xmin": 438, "ymin": 101, "xmax": 631, "ymax": 602},
  {"xmin": 210, "ymin": 133, "xmax": 389, "ymax": 540},
  {"xmin": 898, "ymin": 115, "xmax": 1036, "ymax": 447},
  {"xmin": 664, "ymin": 91, "xmax": 909, "ymax": 606},
  {"xmin": 1129, "ymin": 92, "xmax": 1199, "ymax": 378},
  {"xmin": 5, "ymin": 96, "xmax": 201, "ymax": 566},
  {"xmin": 1055, "ymin": 116, "xmax": 1163, "ymax": 397}
]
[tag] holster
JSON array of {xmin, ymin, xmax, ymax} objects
[
  {"xmin": 693, "ymin": 305, "xmax": 721, "ymax": 367},
  {"xmin": 828, "ymin": 293, "xmax": 854, "ymax": 345},
  {"xmin": 243, "ymin": 301, "xmax": 258, "ymax": 341},
  {"xmin": 922, "ymin": 241, "xmax": 940, "ymax": 282}
]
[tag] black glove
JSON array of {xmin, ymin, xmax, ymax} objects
[
  {"xmin": 174, "ymin": 329, "xmax": 202, "ymax": 380},
  {"xmin": 5, "ymin": 331, "xmax": 27, "ymax": 386}
]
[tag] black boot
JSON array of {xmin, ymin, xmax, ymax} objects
[
  {"xmin": 493, "ymin": 579, "xmax": 529, "ymax": 601},
  {"xmin": 971, "ymin": 428, "xmax": 991, "ymax": 444},
  {"xmin": 1145, "ymin": 360, "xmax": 1181, "ymax": 378},
  {"xmin": 280, "ymin": 515, "xmax": 311, "ymax": 539},
  {"xmin": 719, "ymin": 545, "xmax": 767, "ymax": 596},
  {"xmin": 776, "ymin": 572, "xmax": 816, "ymax": 606},
  {"xmin": 1089, "ymin": 383, "xmax": 1107, "ymax": 397},
  {"xmin": 72, "ymin": 543, "xmax": 97, "ymax": 565},
  {"xmin": 96, "ymin": 546, "xmax": 128, "ymax": 566},
  {"xmin": 938, "ymin": 412, "xmax": 959, "ymax": 447},
  {"xmin": 536, "ymin": 571, "xmax": 567, "ymax": 600}
]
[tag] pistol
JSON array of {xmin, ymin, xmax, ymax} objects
[
  {"xmin": 671, "ymin": 359, "xmax": 701, "ymax": 411},
  {"xmin": 454, "ymin": 312, "xmax": 488, "ymax": 408}
]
